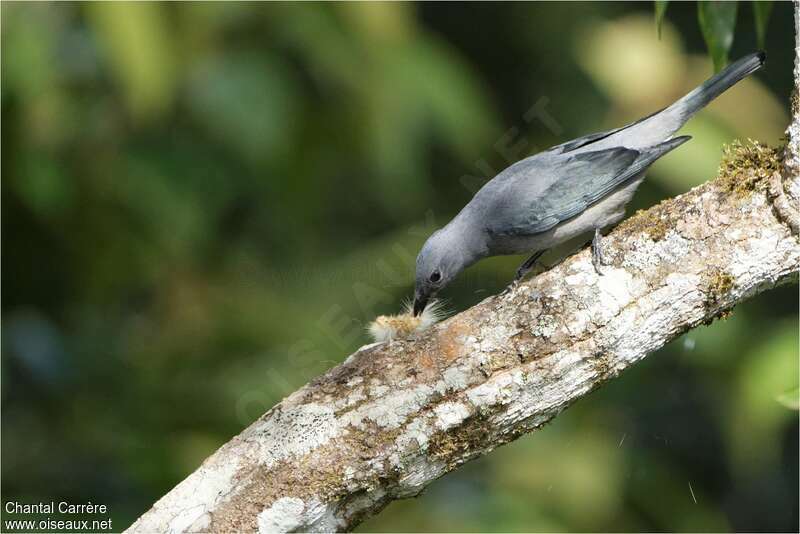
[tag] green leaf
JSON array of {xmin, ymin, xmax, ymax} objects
[
  {"xmin": 776, "ymin": 387, "xmax": 800, "ymax": 410},
  {"xmin": 753, "ymin": 1, "xmax": 773, "ymax": 49},
  {"xmin": 654, "ymin": 1, "xmax": 669, "ymax": 39},
  {"xmin": 697, "ymin": 1, "xmax": 738, "ymax": 72}
]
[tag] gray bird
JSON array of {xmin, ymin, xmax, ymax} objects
[{"xmin": 413, "ymin": 51, "xmax": 765, "ymax": 316}]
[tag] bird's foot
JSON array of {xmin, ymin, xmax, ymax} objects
[
  {"xmin": 502, "ymin": 250, "xmax": 547, "ymax": 296},
  {"xmin": 591, "ymin": 228, "xmax": 607, "ymax": 275},
  {"xmin": 500, "ymin": 279, "xmax": 519, "ymax": 297}
]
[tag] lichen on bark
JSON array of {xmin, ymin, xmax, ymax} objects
[{"xmin": 128, "ymin": 163, "xmax": 800, "ymax": 533}]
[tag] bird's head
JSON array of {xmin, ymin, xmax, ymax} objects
[{"xmin": 413, "ymin": 229, "xmax": 463, "ymax": 316}]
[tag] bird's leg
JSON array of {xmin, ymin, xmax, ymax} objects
[
  {"xmin": 591, "ymin": 228, "xmax": 606, "ymax": 274},
  {"xmin": 502, "ymin": 250, "xmax": 546, "ymax": 295},
  {"xmin": 515, "ymin": 249, "xmax": 546, "ymax": 282}
]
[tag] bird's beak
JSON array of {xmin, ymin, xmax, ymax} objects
[{"xmin": 413, "ymin": 292, "xmax": 429, "ymax": 317}]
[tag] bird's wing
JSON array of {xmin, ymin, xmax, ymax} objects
[
  {"xmin": 545, "ymin": 128, "xmax": 623, "ymax": 154},
  {"xmin": 485, "ymin": 136, "xmax": 689, "ymax": 236},
  {"xmin": 545, "ymin": 107, "xmax": 665, "ymax": 154}
]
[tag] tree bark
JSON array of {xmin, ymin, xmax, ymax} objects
[{"xmin": 128, "ymin": 11, "xmax": 800, "ymax": 534}]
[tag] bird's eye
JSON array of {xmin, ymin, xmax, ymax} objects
[{"xmin": 429, "ymin": 271, "xmax": 441, "ymax": 283}]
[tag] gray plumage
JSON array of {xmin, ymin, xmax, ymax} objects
[{"xmin": 413, "ymin": 51, "xmax": 766, "ymax": 315}]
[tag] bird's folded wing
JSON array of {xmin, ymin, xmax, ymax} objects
[
  {"xmin": 487, "ymin": 138, "xmax": 687, "ymax": 236},
  {"xmin": 546, "ymin": 106, "xmax": 666, "ymax": 155},
  {"xmin": 487, "ymin": 147, "xmax": 638, "ymax": 235},
  {"xmin": 545, "ymin": 128, "xmax": 624, "ymax": 154}
]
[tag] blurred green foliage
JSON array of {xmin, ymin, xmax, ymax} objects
[
  {"xmin": 753, "ymin": 1, "xmax": 774, "ymax": 49},
  {"xmin": 657, "ymin": 1, "xmax": 775, "ymax": 72},
  {"xmin": 697, "ymin": 1, "xmax": 739, "ymax": 72},
  {"xmin": 655, "ymin": 1, "xmax": 670, "ymax": 39},
  {"xmin": 2, "ymin": 2, "xmax": 797, "ymax": 532}
]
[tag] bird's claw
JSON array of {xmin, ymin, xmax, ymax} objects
[
  {"xmin": 501, "ymin": 279, "xmax": 520, "ymax": 297},
  {"xmin": 591, "ymin": 228, "xmax": 607, "ymax": 275},
  {"xmin": 505, "ymin": 249, "xmax": 546, "ymax": 293}
]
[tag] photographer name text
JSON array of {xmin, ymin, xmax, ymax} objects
[{"xmin": 4, "ymin": 501, "xmax": 112, "ymax": 531}]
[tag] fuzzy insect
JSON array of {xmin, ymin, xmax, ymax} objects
[{"xmin": 367, "ymin": 299, "xmax": 447, "ymax": 342}]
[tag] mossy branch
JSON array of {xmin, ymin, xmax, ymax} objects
[{"xmin": 126, "ymin": 137, "xmax": 800, "ymax": 533}]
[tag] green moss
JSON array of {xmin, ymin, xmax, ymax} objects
[
  {"xmin": 706, "ymin": 269, "xmax": 733, "ymax": 303},
  {"xmin": 716, "ymin": 139, "xmax": 783, "ymax": 198},
  {"xmin": 428, "ymin": 412, "xmax": 493, "ymax": 464},
  {"xmin": 702, "ymin": 268, "xmax": 735, "ymax": 323},
  {"xmin": 427, "ymin": 404, "xmax": 513, "ymax": 468},
  {"xmin": 588, "ymin": 349, "xmax": 615, "ymax": 382},
  {"xmin": 617, "ymin": 207, "xmax": 671, "ymax": 241}
]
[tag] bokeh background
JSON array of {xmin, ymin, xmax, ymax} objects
[{"xmin": 2, "ymin": 2, "xmax": 798, "ymax": 532}]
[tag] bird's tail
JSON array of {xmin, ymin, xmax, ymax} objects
[{"xmin": 668, "ymin": 51, "xmax": 766, "ymax": 121}]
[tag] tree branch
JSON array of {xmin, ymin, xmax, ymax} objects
[{"xmin": 128, "ymin": 12, "xmax": 800, "ymax": 534}]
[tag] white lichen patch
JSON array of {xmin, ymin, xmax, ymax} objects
[
  {"xmin": 466, "ymin": 369, "xmax": 525, "ymax": 408},
  {"xmin": 127, "ymin": 452, "xmax": 242, "ymax": 534},
  {"xmin": 564, "ymin": 271, "xmax": 591, "ymax": 287},
  {"xmin": 346, "ymin": 376, "xmax": 364, "ymax": 387},
  {"xmin": 608, "ymin": 272, "xmax": 704, "ymax": 365},
  {"xmin": 477, "ymin": 323, "xmax": 520, "ymax": 352},
  {"xmin": 730, "ymin": 230, "xmax": 798, "ymax": 287},
  {"xmin": 594, "ymin": 267, "xmax": 634, "ymax": 311},
  {"xmin": 546, "ymin": 283, "xmax": 565, "ymax": 300},
  {"xmin": 305, "ymin": 500, "xmax": 343, "ymax": 533},
  {"xmin": 621, "ymin": 231, "xmax": 691, "ymax": 271},
  {"xmin": 664, "ymin": 271, "xmax": 700, "ymax": 289},
  {"xmin": 433, "ymin": 401, "xmax": 472, "ymax": 430},
  {"xmin": 256, "ymin": 497, "xmax": 340, "ymax": 534},
  {"xmin": 394, "ymin": 416, "xmax": 435, "ymax": 458},
  {"xmin": 341, "ymin": 488, "xmax": 387, "ymax": 528},
  {"xmin": 532, "ymin": 314, "xmax": 558, "ymax": 337},
  {"xmin": 565, "ymin": 309, "xmax": 594, "ymax": 337},
  {"xmin": 342, "ymin": 384, "xmax": 440, "ymax": 429},
  {"xmin": 334, "ymin": 387, "xmax": 366, "ymax": 411},
  {"xmin": 787, "ymin": 174, "xmax": 800, "ymax": 201},
  {"xmin": 743, "ymin": 233, "xmax": 783, "ymax": 270},
  {"xmin": 168, "ymin": 504, "xmax": 209, "ymax": 534},
  {"xmin": 724, "ymin": 227, "xmax": 744, "ymax": 241},
  {"xmin": 441, "ymin": 366, "xmax": 470, "ymax": 391},
  {"xmin": 246, "ymin": 403, "xmax": 341, "ymax": 469},
  {"xmin": 396, "ymin": 456, "xmax": 447, "ymax": 497},
  {"xmin": 348, "ymin": 387, "xmax": 367, "ymax": 404},
  {"xmin": 343, "ymin": 465, "xmax": 356, "ymax": 482},
  {"xmin": 356, "ymin": 341, "xmax": 383, "ymax": 353},
  {"xmin": 368, "ymin": 384, "xmax": 390, "ymax": 398},
  {"xmin": 257, "ymin": 497, "xmax": 305, "ymax": 533},
  {"xmin": 544, "ymin": 350, "xmax": 585, "ymax": 377}
]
